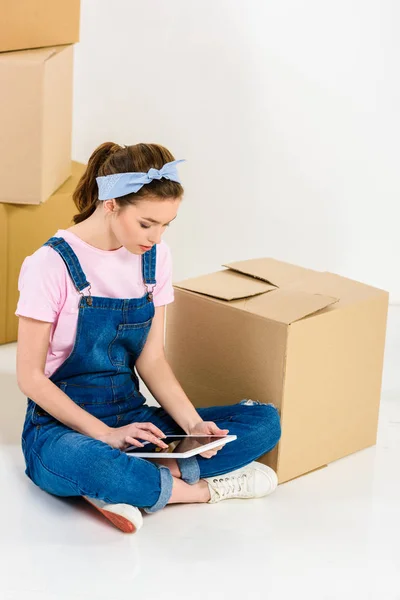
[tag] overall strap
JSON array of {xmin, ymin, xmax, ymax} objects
[
  {"xmin": 44, "ymin": 237, "xmax": 91, "ymax": 293},
  {"xmin": 142, "ymin": 244, "xmax": 157, "ymax": 299},
  {"xmin": 142, "ymin": 244, "xmax": 157, "ymax": 285}
]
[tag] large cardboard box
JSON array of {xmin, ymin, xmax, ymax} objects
[
  {"xmin": 0, "ymin": 0, "xmax": 80, "ymax": 53},
  {"xmin": 165, "ymin": 258, "xmax": 389, "ymax": 483},
  {"xmin": 0, "ymin": 162, "xmax": 85, "ymax": 345},
  {"xmin": 0, "ymin": 45, "xmax": 74, "ymax": 205}
]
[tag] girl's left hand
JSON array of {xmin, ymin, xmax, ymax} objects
[{"xmin": 189, "ymin": 421, "xmax": 229, "ymax": 458}]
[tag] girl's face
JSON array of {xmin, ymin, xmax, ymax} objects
[{"xmin": 107, "ymin": 197, "xmax": 181, "ymax": 254}]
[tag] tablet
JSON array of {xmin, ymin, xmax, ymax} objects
[{"xmin": 124, "ymin": 434, "xmax": 237, "ymax": 459}]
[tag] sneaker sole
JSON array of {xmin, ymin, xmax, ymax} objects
[{"xmin": 83, "ymin": 497, "xmax": 140, "ymax": 534}]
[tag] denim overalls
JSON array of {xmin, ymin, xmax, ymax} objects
[{"xmin": 21, "ymin": 237, "xmax": 281, "ymax": 512}]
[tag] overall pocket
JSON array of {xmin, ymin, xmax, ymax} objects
[{"xmin": 108, "ymin": 318, "xmax": 153, "ymax": 367}]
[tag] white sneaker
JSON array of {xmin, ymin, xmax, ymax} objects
[
  {"xmin": 205, "ymin": 462, "xmax": 278, "ymax": 504},
  {"xmin": 83, "ymin": 497, "xmax": 143, "ymax": 533}
]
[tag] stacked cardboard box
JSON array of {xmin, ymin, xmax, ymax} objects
[
  {"xmin": 0, "ymin": 1, "xmax": 82, "ymax": 343},
  {"xmin": 0, "ymin": 162, "xmax": 86, "ymax": 344},
  {"xmin": 0, "ymin": 0, "xmax": 80, "ymax": 53},
  {"xmin": 0, "ymin": 45, "xmax": 74, "ymax": 204}
]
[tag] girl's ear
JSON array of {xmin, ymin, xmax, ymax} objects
[{"xmin": 103, "ymin": 199, "xmax": 118, "ymax": 214}]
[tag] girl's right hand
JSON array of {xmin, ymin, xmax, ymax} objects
[{"xmin": 97, "ymin": 422, "xmax": 169, "ymax": 451}]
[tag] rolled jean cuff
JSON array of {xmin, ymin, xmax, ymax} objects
[
  {"xmin": 144, "ymin": 466, "xmax": 173, "ymax": 514},
  {"xmin": 177, "ymin": 456, "xmax": 200, "ymax": 484}
]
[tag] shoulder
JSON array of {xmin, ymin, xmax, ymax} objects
[
  {"xmin": 18, "ymin": 244, "xmax": 68, "ymax": 291},
  {"xmin": 20, "ymin": 244, "xmax": 67, "ymax": 276},
  {"xmin": 16, "ymin": 244, "xmax": 69, "ymax": 322}
]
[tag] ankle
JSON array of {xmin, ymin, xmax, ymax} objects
[
  {"xmin": 198, "ymin": 479, "xmax": 211, "ymax": 503},
  {"xmin": 167, "ymin": 478, "xmax": 211, "ymax": 505}
]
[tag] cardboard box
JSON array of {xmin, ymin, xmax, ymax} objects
[
  {"xmin": 0, "ymin": 45, "xmax": 74, "ymax": 205},
  {"xmin": 0, "ymin": 204, "xmax": 7, "ymax": 345},
  {"xmin": 0, "ymin": 162, "xmax": 85, "ymax": 345},
  {"xmin": 165, "ymin": 258, "xmax": 389, "ymax": 483},
  {"xmin": 0, "ymin": 0, "xmax": 80, "ymax": 53}
]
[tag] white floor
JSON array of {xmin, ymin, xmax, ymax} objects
[{"xmin": 1, "ymin": 309, "xmax": 399, "ymax": 600}]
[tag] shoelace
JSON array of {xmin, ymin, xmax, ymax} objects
[{"xmin": 212, "ymin": 473, "xmax": 250, "ymax": 499}]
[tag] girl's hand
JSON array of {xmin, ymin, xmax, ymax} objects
[
  {"xmin": 189, "ymin": 421, "xmax": 229, "ymax": 458},
  {"xmin": 98, "ymin": 422, "xmax": 169, "ymax": 451}
]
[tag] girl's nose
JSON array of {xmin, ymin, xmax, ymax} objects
[{"xmin": 148, "ymin": 230, "xmax": 162, "ymax": 245}]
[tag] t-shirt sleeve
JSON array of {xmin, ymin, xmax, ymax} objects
[
  {"xmin": 153, "ymin": 240, "xmax": 174, "ymax": 307},
  {"xmin": 15, "ymin": 246, "xmax": 67, "ymax": 323}
]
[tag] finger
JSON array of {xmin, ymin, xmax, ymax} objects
[
  {"xmin": 208, "ymin": 422, "xmax": 229, "ymax": 435},
  {"xmin": 200, "ymin": 451, "xmax": 217, "ymax": 459},
  {"xmin": 135, "ymin": 422, "xmax": 166, "ymax": 439},
  {"xmin": 202, "ymin": 449, "xmax": 220, "ymax": 457},
  {"xmin": 125, "ymin": 436, "xmax": 144, "ymax": 448},
  {"xmin": 129, "ymin": 424, "xmax": 166, "ymax": 443},
  {"xmin": 131, "ymin": 430, "xmax": 169, "ymax": 449},
  {"xmin": 137, "ymin": 422, "xmax": 167, "ymax": 438}
]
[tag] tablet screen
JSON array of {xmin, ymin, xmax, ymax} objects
[{"xmin": 125, "ymin": 435, "xmax": 228, "ymax": 454}]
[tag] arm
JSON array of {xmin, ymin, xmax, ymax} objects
[
  {"xmin": 17, "ymin": 316, "xmax": 110, "ymax": 439},
  {"xmin": 135, "ymin": 306, "xmax": 203, "ymax": 434}
]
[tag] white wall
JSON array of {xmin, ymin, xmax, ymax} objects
[{"xmin": 73, "ymin": 0, "xmax": 400, "ymax": 302}]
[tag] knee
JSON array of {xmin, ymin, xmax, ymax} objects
[{"xmin": 239, "ymin": 400, "xmax": 282, "ymax": 451}]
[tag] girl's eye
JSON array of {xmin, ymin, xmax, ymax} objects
[{"xmin": 140, "ymin": 223, "xmax": 171, "ymax": 229}]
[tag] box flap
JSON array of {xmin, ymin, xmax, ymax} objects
[
  {"xmin": 174, "ymin": 269, "xmax": 276, "ymax": 301},
  {"xmin": 284, "ymin": 271, "xmax": 388, "ymax": 308},
  {"xmin": 223, "ymin": 257, "xmax": 317, "ymax": 288},
  {"xmin": 232, "ymin": 289, "xmax": 338, "ymax": 324}
]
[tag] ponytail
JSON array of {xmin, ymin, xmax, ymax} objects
[{"xmin": 72, "ymin": 142, "xmax": 121, "ymax": 224}]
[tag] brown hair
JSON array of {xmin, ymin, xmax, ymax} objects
[{"xmin": 72, "ymin": 142, "xmax": 184, "ymax": 224}]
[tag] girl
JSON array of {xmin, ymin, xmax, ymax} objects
[{"xmin": 16, "ymin": 142, "xmax": 281, "ymax": 533}]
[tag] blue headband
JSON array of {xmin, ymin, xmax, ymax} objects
[{"xmin": 96, "ymin": 159, "xmax": 186, "ymax": 200}]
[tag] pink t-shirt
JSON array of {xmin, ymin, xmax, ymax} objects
[{"xmin": 16, "ymin": 229, "xmax": 174, "ymax": 377}]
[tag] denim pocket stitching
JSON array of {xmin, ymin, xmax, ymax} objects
[
  {"xmin": 108, "ymin": 319, "xmax": 152, "ymax": 368},
  {"xmin": 118, "ymin": 318, "xmax": 153, "ymax": 330},
  {"xmin": 108, "ymin": 329, "xmax": 124, "ymax": 366}
]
